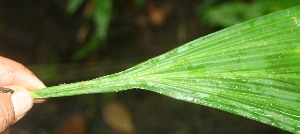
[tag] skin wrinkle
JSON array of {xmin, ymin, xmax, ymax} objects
[
  {"xmin": 0, "ymin": 101, "xmax": 6, "ymax": 132},
  {"xmin": 0, "ymin": 101, "xmax": 8, "ymax": 128},
  {"xmin": 9, "ymin": 63, "xmax": 18, "ymax": 87},
  {"xmin": 0, "ymin": 62, "xmax": 13, "ymax": 86},
  {"xmin": 0, "ymin": 93, "xmax": 14, "ymax": 133},
  {"xmin": 11, "ymin": 73, "xmax": 17, "ymax": 88}
]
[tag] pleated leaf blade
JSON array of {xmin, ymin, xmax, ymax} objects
[{"xmin": 32, "ymin": 6, "xmax": 300, "ymax": 133}]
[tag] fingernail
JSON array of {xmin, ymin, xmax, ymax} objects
[{"xmin": 11, "ymin": 90, "xmax": 33, "ymax": 117}]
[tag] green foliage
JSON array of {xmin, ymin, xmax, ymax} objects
[
  {"xmin": 93, "ymin": 0, "xmax": 112, "ymax": 40},
  {"xmin": 66, "ymin": 0, "xmax": 84, "ymax": 14},
  {"xmin": 134, "ymin": 0, "xmax": 146, "ymax": 8},
  {"xmin": 32, "ymin": 6, "xmax": 300, "ymax": 133},
  {"xmin": 197, "ymin": 0, "xmax": 300, "ymax": 27},
  {"xmin": 67, "ymin": 0, "xmax": 113, "ymax": 61}
]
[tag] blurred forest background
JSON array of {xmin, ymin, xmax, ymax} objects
[{"xmin": 0, "ymin": 0, "xmax": 299, "ymax": 134}]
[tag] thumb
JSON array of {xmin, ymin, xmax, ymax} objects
[
  {"xmin": 0, "ymin": 89, "xmax": 14, "ymax": 133},
  {"xmin": 0, "ymin": 87, "xmax": 33, "ymax": 133}
]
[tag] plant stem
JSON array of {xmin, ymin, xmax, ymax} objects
[{"xmin": 31, "ymin": 72, "xmax": 138, "ymax": 98}]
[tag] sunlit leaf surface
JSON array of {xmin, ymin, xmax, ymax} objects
[{"xmin": 32, "ymin": 6, "xmax": 300, "ymax": 133}]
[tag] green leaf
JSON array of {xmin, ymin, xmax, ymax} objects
[
  {"xmin": 32, "ymin": 6, "xmax": 300, "ymax": 133},
  {"xmin": 66, "ymin": 0, "xmax": 84, "ymax": 14},
  {"xmin": 72, "ymin": 0, "xmax": 112, "ymax": 61},
  {"xmin": 92, "ymin": 0, "xmax": 112, "ymax": 39},
  {"xmin": 71, "ymin": 31, "xmax": 101, "ymax": 61},
  {"xmin": 198, "ymin": 0, "xmax": 300, "ymax": 27}
]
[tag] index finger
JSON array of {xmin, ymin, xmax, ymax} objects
[{"xmin": 0, "ymin": 56, "xmax": 45, "ymax": 90}]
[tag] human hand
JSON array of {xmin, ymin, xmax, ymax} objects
[{"xmin": 0, "ymin": 56, "xmax": 45, "ymax": 133}]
